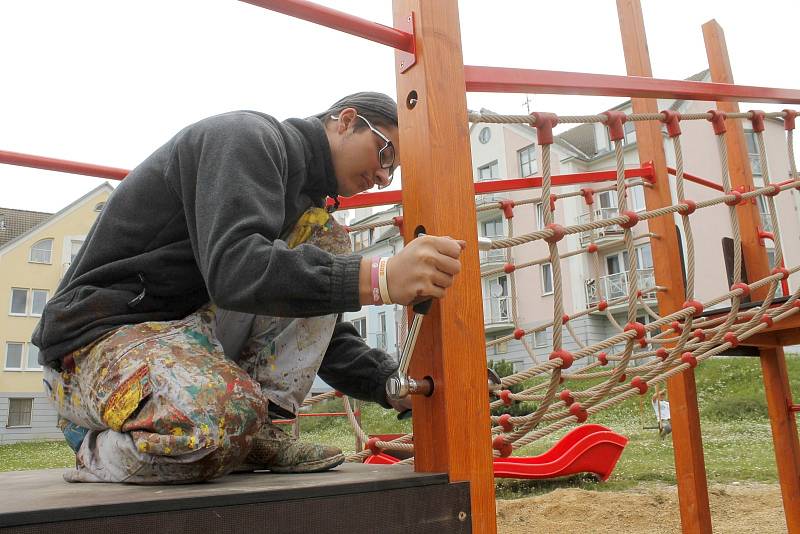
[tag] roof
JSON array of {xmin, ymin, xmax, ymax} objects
[{"xmin": 0, "ymin": 208, "xmax": 52, "ymax": 248}]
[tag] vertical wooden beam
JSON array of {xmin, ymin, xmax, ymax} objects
[
  {"xmin": 391, "ymin": 1, "xmax": 496, "ymax": 532},
  {"xmin": 702, "ymin": 20, "xmax": 772, "ymax": 299},
  {"xmin": 616, "ymin": 1, "xmax": 713, "ymax": 532}
]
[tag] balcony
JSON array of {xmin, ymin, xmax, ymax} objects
[
  {"xmin": 480, "ymin": 248, "xmax": 506, "ymax": 266},
  {"xmin": 577, "ymin": 207, "xmax": 625, "ymax": 246},
  {"xmin": 483, "ymin": 296, "xmax": 513, "ymax": 330},
  {"xmin": 585, "ymin": 268, "xmax": 656, "ymax": 307}
]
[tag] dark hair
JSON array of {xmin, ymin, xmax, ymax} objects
[{"xmin": 316, "ymin": 91, "xmax": 398, "ymax": 131}]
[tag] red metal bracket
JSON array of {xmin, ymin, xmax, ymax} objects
[
  {"xmin": 660, "ymin": 110, "xmax": 682, "ymax": 137},
  {"xmin": 397, "ymin": 12, "xmax": 417, "ymax": 73},
  {"xmin": 707, "ymin": 109, "xmax": 727, "ymax": 135},
  {"xmin": 603, "ymin": 111, "xmax": 627, "ymax": 142},
  {"xmin": 748, "ymin": 110, "xmax": 766, "ymax": 133},
  {"xmin": 529, "ymin": 112, "xmax": 558, "ymax": 146},
  {"xmin": 783, "ymin": 109, "xmax": 797, "ymax": 131}
]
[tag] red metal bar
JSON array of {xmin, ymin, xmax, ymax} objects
[
  {"xmin": 239, "ymin": 0, "xmax": 414, "ymax": 52},
  {"xmin": 666, "ymin": 166, "xmax": 725, "ymax": 192},
  {"xmin": 464, "ymin": 65, "xmax": 800, "ymax": 105},
  {"xmin": 0, "ymin": 150, "xmax": 128, "ymax": 181}
]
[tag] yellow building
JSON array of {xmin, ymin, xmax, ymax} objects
[{"xmin": 0, "ymin": 183, "xmax": 113, "ymax": 443}]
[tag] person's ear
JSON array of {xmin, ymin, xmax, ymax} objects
[{"xmin": 336, "ymin": 107, "xmax": 358, "ymax": 133}]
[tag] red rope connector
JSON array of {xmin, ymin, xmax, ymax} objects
[
  {"xmin": 724, "ymin": 189, "xmax": 743, "ymax": 206},
  {"xmin": 730, "ymin": 282, "xmax": 750, "ymax": 298},
  {"xmin": 670, "ymin": 321, "xmax": 683, "ymax": 334},
  {"xmin": 761, "ymin": 316, "xmax": 774, "ymax": 328},
  {"xmin": 559, "ymin": 389, "xmax": 575, "ymax": 406},
  {"xmin": 758, "ymin": 228, "xmax": 775, "ymax": 242},
  {"xmin": 772, "ymin": 266, "xmax": 790, "ymax": 280},
  {"xmin": 624, "ymin": 321, "xmax": 646, "ymax": 340},
  {"xmin": 498, "ymin": 413, "xmax": 513, "ymax": 432},
  {"xmin": 783, "ymin": 109, "xmax": 797, "ymax": 131},
  {"xmin": 503, "ymin": 263, "xmax": 516, "ymax": 274},
  {"xmin": 597, "ymin": 300, "xmax": 608, "ymax": 311},
  {"xmin": 707, "ymin": 109, "xmax": 727, "ymax": 135},
  {"xmin": 366, "ymin": 437, "xmax": 382, "ymax": 455},
  {"xmin": 549, "ymin": 193, "xmax": 557, "ymax": 213},
  {"xmin": 679, "ymin": 199, "xmax": 697, "ymax": 215},
  {"xmin": 764, "ymin": 184, "xmax": 781, "ymax": 197},
  {"xmin": 724, "ymin": 332, "xmax": 739, "ymax": 348},
  {"xmin": 681, "ymin": 352, "xmax": 698, "ymax": 368},
  {"xmin": 587, "ymin": 243, "xmax": 599, "ymax": 254},
  {"xmin": 581, "ymin": 187, "xmax": 595, "ymax": 205},
  {"xmin": 530, "ymin": 112, "xmax": 558, "ymax": 146},
  {"xmin": 602, "ymin": 111, "xmax": 628, "ymax": 142},
  {"xmin": 660, "ymin": 110, "xmax": 682, "ymax": 137},
  {"xmin": 492, "ymin": 435, "xmax": 513, "ymax": 458},
  {"xmin": 631, "ymin": 376, "xmax": 648, "ymax": 395},
  {"xmin": 638, "ymin": 338, "xmax": 648, "ymax": 348},
  {"xmin": 513, "ymin": 328, "xmax": 526, "ymax": 340},
  {"xmin": 748, "ymin": 110, "xmax": 766, "ymax": 133},
  {"xmin": 682, "ymin": 300, "xmax": 704, "ymax": 316},
  {"xmin": 618, "ymin": 373, "xmax": 627, "ymax": 383},
  {"xmin": 499, "ymin": 199, "xmax": 515, "ymax": 219},
  {"xmin": 619, "ymin": 210, "xmax": 639, "ymax": 229},
  {"xmin": 656, "ymin": 348, "xmax": 669, "ymax": 361},
  {"xmin": 693, "ymin": 329, "xmax": 707, "ymax": 342},
  {"xmin": 569, "ymin": 402, "xmax": 588, "ymax": 423},
  {"xmin": 392, "ymin": 215, "xmax": 404, "ymax": 228},
  {"xmin": 335, "ymin": 390, "xmax": 344, "ymax": 398},
  {"xmin": 549, "ymin": 349, "xmax": 575, "ymax": 369},
  {"xmin": 499, "ymin": 389, "xmax": 513, "ymax": 406},
  {"xmin": 562, "ymin": 313, "xmax": 570, "ymax": 324},
  {"xmin": 544, "ymin": 223, "xmax": 566, "ymax": 243},
  {"xmin": 597, "ymin": 352, "xmax": 609, "ymax": 366}
]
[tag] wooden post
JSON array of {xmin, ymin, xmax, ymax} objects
[
  {"xmin": 391, "ymin": 1, "xmax": 497, "ymax": 532},
  {"xmin": 616, "ymin": 1, "xmax": 713, "ymax": 532},
  {"xmin": 704, "ymin": 20, "xmax": 800, "ymax": 532}
]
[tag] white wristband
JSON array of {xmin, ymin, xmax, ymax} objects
[{"xmin": 378, "ymin": 257, "xmax": 393, "ymax": 305}]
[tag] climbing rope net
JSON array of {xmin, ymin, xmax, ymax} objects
[{"xmin": 308, "ymin": 108, "xmax": 800, "ymax": 464}]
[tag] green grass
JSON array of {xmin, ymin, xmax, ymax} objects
[{"xmin": 3, "ymin": 355, "xmax": 798, "ymax": 499}]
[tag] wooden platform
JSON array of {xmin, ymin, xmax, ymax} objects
[{"xmin": 0, "ymin": 464, "xmax": 471, "ymax": 534}]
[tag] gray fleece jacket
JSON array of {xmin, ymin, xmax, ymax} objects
[{"xmin": 31, "ymin": 111, "xmax": 396, "ymax": 407}]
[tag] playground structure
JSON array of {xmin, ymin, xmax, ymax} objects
[{"xmin": 1, "ymin": 1, "xmax": 800, "ymax": 533}]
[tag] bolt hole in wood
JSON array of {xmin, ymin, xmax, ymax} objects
[{"xmin": 406, "ymin": 90, "xmax": 418, "ymax": 109}]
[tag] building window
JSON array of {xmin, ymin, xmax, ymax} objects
[
  {"xmin": 478, "ymin": 161, "xmax": 499, "ymax": 181},
  {"xmin": 94, "ymin": 202, "xmax": 106, "ymax": 212},
  {"xmin": 541, "ymin": 263, "xmax": 554, "ymax": 295},
  {"xmin": 352, "ymin": 229, "xmax": 372, "ymax": 252},
  {"xmin": 7, "ymin": 398, "xmax": 33, "ymax": 427},
  {"xmin": 536, "ymin": 202, "xmax": 545, "ymax": 230},
  {"xmin": 744, "ymin": 130, "xmax": 762, "ymax": 176},
  {"xmin": 478, "ymin": 127, "xmax": 492, "ymax": 144},
  {"xmin": 4, "ymin": 342, "xmax": 40, "ymax": 371},
  {"xmin": 629, "ymin": 184, "xmax": 646, "ymax": 212},
  {"xmin": 5, "ymin": 342, "xmax": 23, "ymax": 370},
  {"xmin": 756, "ymin": 194, "xmax": 773, "ymax": 232},
  {"xmin": 493, "ymin": 337, "xmax": 508, "ymax": 355},
  {"xmin": 532, "ymin": 330, "xmax": 548, "ymax": 348},
  {"xmin": 10, "ymin": 288, "xmax": 28, "ymax": 315},
  {"xmin": 376, "ymin": 312, "xmax": 387, "ymax": 351},
  {"xmin": 518, "ymin": 144, "xmax": 538, "ymax": 177},
  {"xmin": 352, "ymin": 317, "xmax": 367, "ymax": 338},
  {"xmin": 69, "ymin": 239, "xmax": 84, "ymax": 263},
  {"xmin": 29, "ymin": 238, "xmax": 53, "ymax": 264},
  {"xmin": 481, "ymin": 217, "xmax": 503, "ymax": 238},
  {"xmin": 623, "ymin": 120, "xmax": 637, "ymax": 145},
  {"xmin": 27, "ymin": 344, "xmax": 41, "ymax": 370},
  {"xmin": 31, "ymin": 289, "xmax": 48, "ymax": 316}
]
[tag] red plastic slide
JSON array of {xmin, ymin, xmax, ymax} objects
[{"xmin": 364, "ymin": 424, "xmax": 628, "ymax": 482}]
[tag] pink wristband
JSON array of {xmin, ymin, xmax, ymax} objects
[{"xmin": 370, "ymin": 257, "xmax": 383, "ymax": 305}]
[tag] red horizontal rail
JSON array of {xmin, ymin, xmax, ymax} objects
[
  {"xmin": 239, "ymin": 0, "xmax": 414, "ymax": 52},
  {"xmin": 464, "ymin": 65, "xmax": 800, "ymax": 105},
  {"xmin": 666, "ymin": 167, "xmax": 725, "ymax": 192},
  {"xmin": 0, "ymin": 150, "xmax": 128, "ymax": 181}
]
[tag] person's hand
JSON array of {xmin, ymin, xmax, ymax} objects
[
  {"xmin": 385, "ymin": 235, "xmax": 466, "ymax": 305},
  {"xmin": 386, "ymin": 394, "xmax": 413, "ymax": 413}
]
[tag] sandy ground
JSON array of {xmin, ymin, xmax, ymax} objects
[{"xmin": 496, "ymin": 482, "xmax": 787, "ymax": 533}]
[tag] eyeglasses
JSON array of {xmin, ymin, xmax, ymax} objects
[{"xmin": 332, "ymin": 113, "xmax": 396, "ymax": 189}]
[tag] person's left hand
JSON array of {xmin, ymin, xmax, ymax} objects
[{"xmin": 386, "ymin": 393, "xmax": 413, "ymax": 413}]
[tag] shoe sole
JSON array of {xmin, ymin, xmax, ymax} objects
[{"xmin": 266, "ymin": 453, "xmax": 346, "ymax": 474}]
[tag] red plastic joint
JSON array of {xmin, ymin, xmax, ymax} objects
[
  {"xmin": 618, "ymin": 373, "xmax": 627, "ymax": 383},
  {"xmin": 569, "ymin": 403, "xmax": 588, "ymax": 423},
  {"xmin": 783, "ymin": 109, "xmax": 798, "ymax": 131},
  {"xmin": 679, "ymin": 199, "xmax": 697, "ymax": 215},
  {"xmin": 624, "ymin": 321, "xmax": 646, "ymax": 340},
  {"xmin": 597, "ymin": 300, "xmax": 608, "ymax": 311},
  {"xmin": 683, "ymin": 300, "xmax": 704, "ymax": 316},
  {"xmin": 513, "ymin": 328, "xmax": 526, "ymax": 340},
  {"xmin": 499, "ymin": 389, "xmax": 513, "ymax": 406},
  {"xmin": 772, "ymin": 266, "xmax": 790, "ymax": 280},
  {"xmin": 587, "ymin": 243, "xmax": 599, "ymax": 254},
  {"xmin": 503, "ymin": 263, "xmax": 516, "ymax": 274},
  {"xmin": 498, "ymin": 413, "xmax": 513, "ymax": 432},
  {"xmin": 549, "ymin": 193, "xmax": 557, "ymax": 212},
  {"xmin": 544, "ymin": 223, "xmax": 566, "ymax": 243},
  {"xmin": 758, "ymin": 228, "xmax": 774, "ymax": 242},
  {"xmin": 764, "ymin": 184, "xmax": 781, "ymax": 197},
  {"xmin": 581, "ymin": 187, "xmax": 595, "ymax": 205},
  {"xmin": 550, "ymin": 349, "xmax": 575, "ymax": 369},
  {"xmin": 559, "ymin": 389, "xmax": 575, "ymax": 406},
  {"xmin": 335, "ymin": 390, "xmax": 344, "ymax": 398},
  {"xmin": 724, "ymin": 332, "xmax": 739, "ymax": 348},
  {"xmin": 530, "ymin": 112, "xmax": 558, "ymax": 146},
  {"xmin": 392, "ymin": 215, "xmax": 404, "ymax": 228},
  {"xmin": 656, "ymin": 348, "xmax": 669, "ymax": 361},
  {"xmin": 681, "ymin": 352, "xmax": 698, "ymax": 368},
  {"xmin": 562, "ymin": 313, "xmax": 570, "ymax": 324},
  {"xmin": 499, "ymin": 199, "xmax": 515, "ymax": 219},
  {"xmin": 748, "ymin": 110, "xmax": 766, "ymax": 133},
  {"xmin": 366, "ymin": 437, "xmax": 382, "ymax": 455},
  {"xmin": 619, "ymin": 210, "xmax": 639, "ymax": 229},
  {"xmin": 724, "ymin": 190, "xmax": 743, "ymax": 206},
  {"xmin": 693, "ymin": 329, "xmax": 707, "ymax": 342},
  {"xmin": 707, "ymin": 109, "xmax": 728, "ymax": 135},
  {"xmin": 597, "ymin": 352, "xmax": 609, "ymax": 366},
  {"xmin": 730, "ymin": 282, "xmax": 751, "ymax": 298},
  {"xmin": 761, "ymin": 316, "xmax": 774, "ymax": 328},
  {"xmin": 670, "ymin": 320, "xmax": 683, "ymax": 334},
  {"xmin": 631, "ymin": 376, "xmax": 648, "ymax": 395},
  {"xmin": 492, "ymin": 435, "xmax": 513, "ymax": 457},
  {"xmin": 603, "ymin": 111, "xmax": 628, "ymax": 142},
  {"xmin": 660, "ymin": 110, "xmax": 682, "ymax": 137},
  {"xmin": 638, "ymin": 338, "xmax": 648, "ymax": 348}
]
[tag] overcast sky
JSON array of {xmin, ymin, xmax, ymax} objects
[{"xmin": 1, "ymin": 0, "xmax": 798, "ymax": 213}]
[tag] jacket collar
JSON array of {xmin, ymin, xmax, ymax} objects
[{"xmin": 284, "ymin": 117, "xmax": 338, "ymax": 202}]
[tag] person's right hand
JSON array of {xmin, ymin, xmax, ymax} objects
[{"xmin": 385, "ymin": 235, "xmax": 466, "ymax": 305}]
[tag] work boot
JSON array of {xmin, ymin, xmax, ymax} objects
[{"xmin": 240, "ymin": 421, "xmax": 345, "ymax": 474}]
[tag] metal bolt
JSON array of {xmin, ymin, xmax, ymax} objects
[
  {"xmin": 400, "ymin": 61, "xmax": 405, "ymax": 68},
  {"xmin": 458, "ymin": 511, "xmax": 468, "ymax": 522}
]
